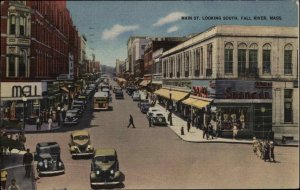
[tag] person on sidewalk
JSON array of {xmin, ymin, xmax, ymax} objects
[
  {"xmin": 23, "ymin": 149, "xmax": 33, "ymax": 178},
  {"xmin": 1, "ymin": 169, "xmax": 8, "ymax": 190},
  {"xmin": 127, "ymin": 115, "xmax": 136, "ymax": 128},
  {"xmin": 203, "ymin": 125, "xmax": 209, "ymax": 140},
  {"xmin": 269, "ymin": 141, "xmax": 276, "ymax": 162},
  {"xmin": 148, "ymin": 117, "xmax": 152, "ymax": 127},
  {"xmin": 48, "ymin": 117, "xmax": 53, "ymax": 131},
  {"xmin": 36, "ymin": 116, "xmax": 41, "ymax": 131},
  {"xmin": 7, "ymin": 179, "xmax": 20, "ymax": 190},
  {"xmin": 187, "ymin": 118, "xmax": 191, "ymax": 132}
]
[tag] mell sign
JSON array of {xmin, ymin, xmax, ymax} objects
[{"xmin": 0, "ymin": 82, "xmax": 47, "ymax": 98}]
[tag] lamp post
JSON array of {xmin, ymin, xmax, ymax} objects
[
  {"xmin": 261, "ymin": 106, "xmax": 266, "ymax": 139},
  {"xmin": 168, "ymin": 88, "xmax": 173, "ymax": 126},
  {"xmin": 68, "ymin": 85, "xmax": 71, "ymax": 110},
  {"xmin": 22, "ymin": 96, "xmax": 28, "ymax": 131}
]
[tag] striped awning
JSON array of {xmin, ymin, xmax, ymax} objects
[
  {"xmin": 154, "ymin": 88, "xmax": 189, "ymax": 102},
  {"xmin": 182, "ymin": 95, "xmax": 212, "ymax": 109}
]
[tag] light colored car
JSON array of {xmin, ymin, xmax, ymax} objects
[
  {"xmin": 150, "ymin": 112, "xmax": 167, "ymax": 126},
  {"xmin": 69, "ymin": 130, "xmax": 94, "ymax": 157},
  {"xmin": 146, "ymin": 108, "xmax": 162, "ymax": 119},
  {"xmin": 132, "ymin": 92, "xmax": 140, "ymax": 101},
  {"xmin": 90, "ymin": 149, "xmax": 122, "ymax": 188}
]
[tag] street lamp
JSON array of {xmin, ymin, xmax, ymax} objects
[
  {"xmin": 168, "ymin": 88, "xmax": 173, "ymax": 125},
  {"xmin": 68, "ymin": 85, "xmax": 71, "ymax": 110},
  {"xmin": 261, "ymin": 106, "xmax": 266, "ymax": 139},
  {"xmin": 22, "ymin": 96, "xmax": 28, "ymax": 131}
]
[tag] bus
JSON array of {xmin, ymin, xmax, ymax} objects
[{"xmin": 93, "ymin": 92, "xmax": 109, "ymax": 111}]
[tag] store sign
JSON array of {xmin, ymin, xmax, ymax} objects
[
  {"xmin": 224, "ymin": 87, "xmax": 271, "ymax": 99},
  {"xmin": 12, "ymin": 85, "xmax": 39, "ymax": 97},
  {"xmin": 0, "ymin": 82, "xmax": 47, "ymax": 98}
]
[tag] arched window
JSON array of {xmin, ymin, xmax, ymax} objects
[
  {"xmin": 19, "ymin": 50, "xmax": 26, "ymax": 77},
  {"xmin": 20, "ymin": 16, "xmax": 26, "ymax": 36},
  {"xmin": 284, "ymin": 44, "xmax": 293, "ymax": 74},
  {"xmin": 249, "ymin": 43, "xmax": 258, "ymax": 74},
  {"xmin": 262, "ymin": 43, "xmax": 271, "ymax": 74},
  {"xmin": 10, "ymin": 15, "xmax": 16, "ymax": 35},
  {"xmin": 224, "ymin": 42, "xmax": 233, "ymax": 74},
  {"xmin": 238, "ymin": 43, "xmax": 247, "ymax": 76}
]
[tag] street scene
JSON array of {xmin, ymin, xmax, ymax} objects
[{"xmin": 1, "ymin": 1, "xmax": 299, "ymax": 190}]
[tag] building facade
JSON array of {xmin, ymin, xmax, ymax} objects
[{"xmin": 159, "ymin": 25, "xmax": 298, "ymax": 140}]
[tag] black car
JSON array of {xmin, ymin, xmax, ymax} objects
[
  {"xmin": 34, "ymin": 142, "xmax": 65, "ymax": 176},
  {"xmin": 115, "ymin": 90, "xmax": 124, "ymax": 99},
  {"xmin": 140, "ymin": 102, "xmax": 150, "ymax": 114},
  {"xmin": 64, "ymin": 110, "xmax": 80, "ymax": 125}
]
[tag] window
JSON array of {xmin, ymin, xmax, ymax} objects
[
  {"xmin": 194, "ymin": 48, "xmax": 200, "ymax": 76},
  {"xmin": 19, "ymin": 50, "xmax": 26, "ymax": 77},
  {"xmin": 184, "ymin": 52, "xmax": 189, "ymax": 77},
  {"xmin": 263, "ymin": 44, "xmax": 271, "ymax": 74},
  {"xmin": 200, "ymin": 47, "xmax": 203, "ymax": 75},
  {"xmin": 249, "ymin": 43, "xmax": 258, "ymax": 74},
  {"xmin": 8, "ymin": 56, "xmax": 15, "ymax": 77},
  {"xmin": 284, "ymin": 44, "xmax": 293, "ymax": 75},
  {"xmin": 238, "ymin": 43, "xmax": 247, "ymax": 76},
  {"xmin": 20, "ymin": 16, "xmax": 26, "ymax": 36},
  {"xmin": 284, "ymin": 89, "xmax": 293, "ymax": 123},
  {"xmin": 207, "ymin": 44, "xmax": 213, "ymax": 69},
  {"xmin": 10, "ymin": 15, "xmax": 16, "ymax": 35},
  {"xmin": 224, "ymin": 43, "xmax": 233, "ymax": 74}
]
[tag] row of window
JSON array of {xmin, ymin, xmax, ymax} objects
[
  {"xmin": 9, "ymin": 14, "xmax": 28, "ymax": 36},
  {"xmin": 162, "ymin": 43, "xmax": 295, "ymax": 78},
  {"xmin": 8, "ymin": 50, "xmax": 27, "ymax": 77}
]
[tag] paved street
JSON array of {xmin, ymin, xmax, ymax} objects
[{"xmin": 24, "ymin": 88, "xmax": 299, "ymax": 190}]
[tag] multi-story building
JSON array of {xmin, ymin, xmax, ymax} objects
[
  {"xmin": 0, "ymin": 0, "xmax": 80, "ymax": 120},
  {"xmin": 156, "ymin": 25, "xmax": 298, "ymax": 140}
]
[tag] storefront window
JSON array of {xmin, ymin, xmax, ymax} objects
[{"xmin": 217, "ymin": 107, "xmax": 250, "ymax": 130}]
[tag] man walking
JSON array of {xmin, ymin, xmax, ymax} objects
[
  {"xmin": 23, "ymin": 149, "xmax": 33, "ymax": 177},
  {"xmin": 148, "ymin": 117, "xmax": 152, "ymax": 127},
  {"xmin": 127, "ymin": 115, "xmax": 136, "ymax": 128},
  {"xmin": 36, "ymin": 116, "xmax": 41, "ymax": 131},
  {"xmin": 48, "ymin": 117, "xmax": 53, "ymax": 131},
  {"xmin": 269, "ymin": 141, "xmax": 276, "ymax": 162}
]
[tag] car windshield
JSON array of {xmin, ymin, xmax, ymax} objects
[
  {"xmin": 95, "ymin": 155, "xmax": 115, "ymax": 162},
  {"xmin": 66, "ymin": 112, "xmax": 76, "ymax": 117},
  {"xmin": 73, "ymin": 135, "xmax": 89, "ymax": 141}
]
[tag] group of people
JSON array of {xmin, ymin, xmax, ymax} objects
[{"xmin": 253, "ymin": 138, "xmax": 276, "ymax": 162}]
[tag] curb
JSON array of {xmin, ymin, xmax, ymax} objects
[{"xmin": 24, "ymin": 127, "xmax": 61, "ymax": 134}]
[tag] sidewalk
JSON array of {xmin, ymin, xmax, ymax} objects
[
  {"xmin": 154, "ymin": 104, "xmax": 298, "ymax": 146},
  {"xmin": 2, "ymin": 150, "xmax": 35, "ymax": 190}
]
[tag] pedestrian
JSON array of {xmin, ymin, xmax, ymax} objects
[
  {"xmin": 127, "ymin": 115, "xmax": 136, "ymax": 128},
  {"xmin": 23, "ymin": 149, "xmax": 33, "ymax": 177},
  {"xmin": 203, "ymin": 125, "xmax": 209, "ymax": 140},
  {"xmin": 232, "ymin": 125, "xmax": 238, "ymax": 139},
  {"xmin": 148, "ymin": 117, "xmax": 152, "ymax": 127},
  {"xmin": 7, "ymin": 178, "xmax": 20, "ymax": 190},
  {"xmin": 208, "ymin": 124, "xmax": 214, "ymax": 139},
  {"xmin": 252, "ymin": 137, "xmax": 258, "ymax": 156},
  {"xmin": 187, "ymin": 118, "xmax": 191, "ymax": 132},
  {"xmin": 168, "ymin": 112, "xmax": 173, "ymax": 126},
  {"xmin": 269, "ymin": 141, "xmax": 276, "ymax": 162},
  {"xmin": 61, "ymin": 108, "xmax": 66, "ymax": 121},
  {"xmin": 36, "ymin": 116, "xmax": 41, "ymax": 131},
  {"xmin": 48, "ymin": 117, "xmax": 53, "ymax": 131},
  {"xmin": 263, "ymin": 141, "xmax": 270, "ymax": 162},
  {"xmin": 1, "ymin": 169, "xmax": 8, "ymax": 190}
]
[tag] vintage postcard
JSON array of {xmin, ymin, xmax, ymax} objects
[{"xmin": 0, "ymin": 0, "xmax": 299, "ymax": 189}]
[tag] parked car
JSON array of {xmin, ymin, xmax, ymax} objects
[
  {"xmin": 69, "ymin": 130, "xmax": 94, "ymax": 158},
  {"xmin": 146, "ymin": 108, "xmax": 162, "ymax": 119},
  {"xmin": 64, "ymin": 110, "xmax": 79, "ymax": 125},
  {"xmin": 72, "ymin": 100, "xmax": 86, "ymax": 110},
  {"xmin": 34, "ymin": 142, "xmax": 65, "ymax": 176},
  {"xmin": 150, "ymin": 112, "xmax": 168, "ymax": 126},
  {"xmin": 137, "ymin": 99, "xmax": 148, "ymax": 108},
  {"xmin": 90, "ymin": 148, "xmax": 122, "ymax": 188},
  {"xmin": 115, "ymin": 90, "xmax": 124, "ymax": 99},
  {"xmin": 140, "ymin": 102, "xmax": 151, "ymax": 114},
  {"xmin": 132, "ymin": 91, "xmax": 140, "ymax": 101},
  {"xmin": 113, "ymin": 86, "xmax": 122, "ymax": 93},
  {"xmin": 70, "ymin": 105, "xmax": 83, "ymax": 116}
]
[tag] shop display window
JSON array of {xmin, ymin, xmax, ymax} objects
[{"xmin": 217, "ymin": 107, "xmax": 249, "ymax": 130}]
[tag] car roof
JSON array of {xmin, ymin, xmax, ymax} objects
[
  {"xmin": 71, "ymin": 130, "xmax": 89, "ymax": 137},
  {"xmin": 37, "ymin": 142, "xmax": 60, "ymax": 148},
  {"xmin": 95, "ymin": 148, "xmax": 116, "ymax": 156}
]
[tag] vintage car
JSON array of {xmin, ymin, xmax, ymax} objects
[
  {"xmin": 146, "ymin": 108, "xmax": 162, "ymax": 119},
  {"xmin": 69, "ymin": 130, "xmax": 94, "ymax": 158},
  {"xmin": 115, "ymin": 90, "xmax": 124, "ymax": 99},
  {"xmin": 34, "ymin": 142, "xmax": 65, "ymax": 176},
  {"xmin": 132, "ymin": 91, "xmax": 140, "ymax": 101},
  {"xmin": 140, "ymin": 102, "xmax": 151, "ymax": 114},
  {"xmin": 137, "ymin": 99, "xmax": 148, "ymax": 108},
  {"xmin": 90, "ymin": 148, "xmax": 122, "ymax": 188},
  {"xmin": 64, "ymin": 110, "xmax": 79, "ymax": 125},
  {"xmin": 150, "ymin": 112, "xmax": 168, "ymax": 126},
  {"xmin": 113, "ymin": 86, "xmax": 122, "ymax": 93}
]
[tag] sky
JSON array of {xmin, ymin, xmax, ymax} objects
[{"xmin": 67, "ymin": 0, "xmax": 299, "ymax": 67}]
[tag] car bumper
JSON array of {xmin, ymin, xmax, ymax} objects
[
  {"xmin": 71, "ymin": 152, "xmax": 94, "ymax": 156},
  {"xmin": 64, "ymin": 121, "xmax": 78, "ymax": 124},
  {"xmin": 38, "ymin": 169, "xmax": 65, "ymax": 175},
  {"xmin": 91, "ymin": 181, "xmax": 120, "ymax": 185}
]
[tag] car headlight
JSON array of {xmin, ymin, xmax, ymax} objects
[
  {"xmin": 38, "ymin": 162, "xmax": 43, "ymax": 167},
  {"xmin": 58, "ymin": 162, "xmax": 62, "ymax": 167},
  {"xmin": 110, "ymin": 170, "xmax": 114, "ymax": 174},
  {"xmin": 96, "ymin": 170, "xmax": 100, "ymax": 175}
]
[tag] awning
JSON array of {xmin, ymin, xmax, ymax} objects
[
  {"xmin": 139, "ymin": 80, "xmax": 151, "ymax": 86},
  {"xmin": 154, "ymin": 88, "xmax": 188, "ymax": 102},
  {"xmin": 61, "ymin": 87, "xmax": 69, "ymax": 93},
  {"xmin": 182, "ymin": 96, "xmax": 212, "ymax": 109}
]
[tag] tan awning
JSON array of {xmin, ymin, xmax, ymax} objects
[
  {"xmin": 139, "ymin": 80, "xmax": 151, "ymax": 86},
  {"xmin": 182, "ymin": 95, "xmax": 212, "ymax": 109},
  {"xmin": 154, "ymin": 88, "xmax": 188, "ymax": 101}
]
